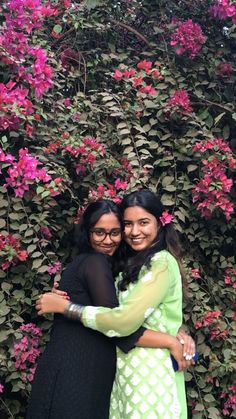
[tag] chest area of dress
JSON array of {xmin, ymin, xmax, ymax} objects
[{"xmin": 117, "ymin": 280, "xmax": 163, "ymax": 329}]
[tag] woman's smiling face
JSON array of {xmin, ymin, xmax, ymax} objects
[
  {"xmin": 123, "ymin": 206, "xmax": 160, "ymax": 252},
  {"xmin": 89, "ymin": 212, "xmax": 122, "ymax": 256}
]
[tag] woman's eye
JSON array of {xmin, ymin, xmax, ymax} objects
[
  {"xmin": 140, "ymin": 221, "xmax": 148, "ymax": 226},
  {"xmin": 111, "ymin": 230, "xmax": 121, "ymax": 236},
  {"xmin": 94, "ymin": 230, "xmax": 104, "ymax": 236}
]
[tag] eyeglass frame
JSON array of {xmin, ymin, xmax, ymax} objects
[{"xmin": 89, "ymin": 228, "xmax": 122, "ymax": 242}]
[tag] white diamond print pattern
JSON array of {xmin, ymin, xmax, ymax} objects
[{"xmin": 109, "ymin": 250, "xmax": 186, "ymax": 418}]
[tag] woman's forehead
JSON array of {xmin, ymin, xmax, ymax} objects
[
  {"xmin": 94, "ymin": 212, "xmax": 121, "ymax": 227},
  {"xmin": 123, "ymin": 206, "xmax": 152, "ymax": 220}
]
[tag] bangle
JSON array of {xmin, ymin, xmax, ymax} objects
[{"xmin": 64, "ymin": 302, "xmax": 84, "ymax": 321}]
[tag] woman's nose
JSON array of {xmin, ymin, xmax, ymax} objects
[
  {"xmin": 130, "ymin": 223, "xmax": 140, "ymax": 236},
  {"xmin": 103, "ymin": 233, "xmax": 113, "ymax": 243}
]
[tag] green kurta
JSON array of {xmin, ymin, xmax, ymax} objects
[{"xmin": 82, "ymin": 250, "xmax": 187, "ymax": 419}]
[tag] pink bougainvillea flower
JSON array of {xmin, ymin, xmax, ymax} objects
[
  {"xmin": 166, "ymin": 89, "xmax": 193, "ymax": 116},
  {"xmin": 114, "ymin": 178, "xmax": 128, "ymax": 190},
  {"xmin": 123, "ymin": 69, "xmax": 136, "ymax": 78},
  {"xmin": 191, "ymin": 268, "xmax": 201, "ymax": 279},
  {"xmin": 40, "ymin": 227, "xmax": 53, "ymax": 239},
  {"xmin": 139, "ymin": 84, "xmax": 157, "ymax": 95},
  {"xmin": 17, "ymin": 250, "xmax": 28, "ymax": 261},
  {"xmin": 13, "ymin": 323, "xmax": 42, "ymax": 382},
  {"xmin": 63, "ymin": 98, "xmax": 71, "ymax": 107},
  {"xmin": 216, "ymin": 62, "xmax": 233, "ymax": 78},
  {"xmin": 132, "ymin": 76, "xmax": 143, "ymax": 87},
  {"xmin": 113, "ymin": 69, "xmax": 123, "ymax": 80},
  {"xmin": 209, "ymin": 0, "xmax": 236, "ymax": 24},
  {"xmin": 170, "ymin": 19, "xmax": 206, "ymax": 59},
  {"xmin": 47, "ymin": 261, "xmax": 62, "ymax": 275},
  {"xmin": 194, "ymin": 320, "xmax": 203, "ymax": 329},
  {"xmin": 137, "ymin": 60, "xmax": 153, "ymax": 71},
  {"xmin": 0, "ymin": 384, "xmax": 4, "ymax": 393},
  {"xmin": 203, "ymin": 311, "xmax": 221, "ymax": 326},
  {"xmin": 192, "ymin": 138, "xmax": 234, "ymax": 220},
  {"xmin": 73, "ymin": 112, "xmax": 81, "ymax": 121},
  {"xmin": 159, "ymin": 211, "xmax": 174, "ymax": 226}
]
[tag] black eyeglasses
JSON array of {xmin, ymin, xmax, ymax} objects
[{"xmin": 90, "ymin": 228, "xmax": 122, "ymax": 242}]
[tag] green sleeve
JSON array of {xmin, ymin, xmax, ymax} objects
[{"xmin": 81, "ymin": 253, "xmax": 175, "ymax": 337}]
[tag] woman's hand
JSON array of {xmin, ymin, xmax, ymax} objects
[
  {"xmin": 169, "ymin": 337, "xmax": 193, "ymax": 371},
  {"xmin": 52, "ymin": 282, "xmax": 69, "ymax": 299},
  {"xmin": 177, "ymin": 329, "xmax": 196, "ymax": 361},
  {"xmin": 36, "ymin": 293, "xmax": 68, "ymax": 316}
]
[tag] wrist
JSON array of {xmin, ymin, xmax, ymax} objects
[
  {"xmin": 64, "ymin": 302, "xmax": 84, "ymax": 321},
  {"xmin": 168, "ymin": 336, "xmax": 179, "ymax": 351}
]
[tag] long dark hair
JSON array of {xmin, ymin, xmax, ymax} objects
[
  {"xmin": 118, "ymin": 189, "xmax": 186, "ymax": 291},
  {"xmin": 74, "ymin": 200, "xmax": 124, "ymax": 254}
]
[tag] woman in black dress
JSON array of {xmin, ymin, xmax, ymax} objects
[{"xmin": 26, "ymin": 200, "xmax": 145, "ymax": 419}]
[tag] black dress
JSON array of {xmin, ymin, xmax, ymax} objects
[{"xmin": 26, "ymin": 252, "xmax": 144, "ymax": 419}]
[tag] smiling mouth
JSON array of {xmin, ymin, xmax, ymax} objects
[
  {"xmin": 129, "ymin": 238, "xmax": 145, "ymax": 243},
  {"xmin": 100, "ymin": 246, "xmax": 116, "ymax": 251}
]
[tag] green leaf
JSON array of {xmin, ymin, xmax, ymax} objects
[
  {"xmin": 214, "ymin": 112, "xmax": 225, "ymax": 125},
  {"xmin": 0, "ymin": 330, "xmax": 10, "ymax": 342},
  {"xmin": 195, "ymin": 403, "xmax": 204, "ymax": 411},
  {"xmin": 53, "ymin": 24, "xmax": 62, "ymax": 34},
  {"xmin": 0, "ymin": 218, "xmax": 6, "ymax": 228},
  {"xmin": 187, "ymin": 165, "xmax": 198, "ymax": 173},
  {"xmin": 204, "ymin": 394, "xmax": 215, "ymax": 403},
  {"xmin": 84, "ymin": 0, "xmax": 101, "ymax": 10},
  {"xmin": 32, "ymin": 259, "xmax": 43, "ymax": 269}
]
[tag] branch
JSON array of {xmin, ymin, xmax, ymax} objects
[
  {"xmin": 110, "ymin": 19, "xmax": 151, "ymax": 47},
  {"xmin": 51, "ymin": 27, "xmax": 75, "ymax": 48},
  {"xmin": 190, "ymin": 96, "xmax": 233, "ymax": 113}
]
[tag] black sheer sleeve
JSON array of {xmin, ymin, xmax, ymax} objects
[{"xmin": 82, "ymin": 253, "xmax": 146, "ymax": 353}]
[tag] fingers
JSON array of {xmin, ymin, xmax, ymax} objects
[
  {"xmin": 183, "ymin": 338, "xmax": 196, "ymax": 360},
  {"xmin": 178, "ymin": 359, "xmax": 193, "ymax": 371},
  {"xmin": 177, "ymin": 333, "xmax": 196, "ymax": 361},
  {"xmin": 52, "ymin": 288, "xmax": 69, "ymax": 299},
  {"xmin": 52, "ymin": 282, "xmax": 69, "ymax": 299}
]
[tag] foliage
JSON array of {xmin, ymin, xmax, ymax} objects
[{"xmin": 0, "ymin": 0, "xmax": 235, "ymax": 418}]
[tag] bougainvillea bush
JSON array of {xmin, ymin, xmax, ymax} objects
[{"xmin": 0, "ymin": 0, "xmax": 235, "ymax": 417}]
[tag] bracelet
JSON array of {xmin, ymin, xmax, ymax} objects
[{"xmin": 64, "ymin": 302, "xmax": 84, "ymax": 321}]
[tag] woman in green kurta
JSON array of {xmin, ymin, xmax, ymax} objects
[{"xmin": 38, "ymin": 190, "xmax": 189, "ymax": 418}]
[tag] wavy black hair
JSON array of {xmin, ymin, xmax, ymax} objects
[
  {"xmin": 74, "ymin": 199, "xmax": 124, "ymax": 255},
  {"xmin": 118, "ymin": 189, "xmax": 186, "ymax": 291}
]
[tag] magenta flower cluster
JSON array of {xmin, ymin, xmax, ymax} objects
[
  {"xmin": 89, "ymin": 182, "xmax": 128, "ymax": 204},
  {"xmin": 113, "ymin": 60, "xmax": 164, "ymax": 99},
  {"xmin": 0, "ymin": 233, "xmax": 28, "ymax": 270},
  {"xmin": 0, "ymin": 147, "xmax": 51, "ymax": 197},
  {"xmin": 193, "ymin": 138, "xmax": 236, "ymax": 220},
  {"xmin": 165, "ymin": 89, "xmax": 193, "ymax": 117},
  {"xmin": 170, "ymin": 19, "xmax": 206, "ymax": 59},
  {"xmin": 0, "ymin": 81, "xmax": 34, "ymax": 130},
  {"xmin": 47, "ymin": 261, "xmax": 62, "ymax": 275},
  {"xmin": 194, "ymin": 311, "xmax": 228, "ymax": 340},
  {"xmin": 221, "ymin": 383, "xmax": 236, "ymax": 416},
  {"xmin": 13, "ymin": 323, "xmax": 42, "ymax": 382},
  {"xmin": 209, "ymin": 0, "xmax": 236, "ymax": 24},
  {"xmin": 0, "ymin": 1, "xmax": 54, "ymax": 130},
  {"xmin": 45, "ymin": 136, "xmax": 106, "ymax": 176},
  {"xmin": 224, "ymin": 267, "xmax": 236, "ymax": 288}
]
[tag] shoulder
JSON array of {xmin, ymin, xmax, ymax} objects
[{"xmin": 151, "ymin": 250, "xmax": 178, "ymax": 268}]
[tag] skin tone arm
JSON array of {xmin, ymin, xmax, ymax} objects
[
  {"xmin": 53, "ymin": 282, "xmax": 195, "ymax": 361},
  {"xmin": 36, "ymin": 292, "xmax": 194, "ymax": 371}
]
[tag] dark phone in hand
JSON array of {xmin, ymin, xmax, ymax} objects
[{"xmin": 171, "ymin": 353, "xmax": 199, "ymax": 372}]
